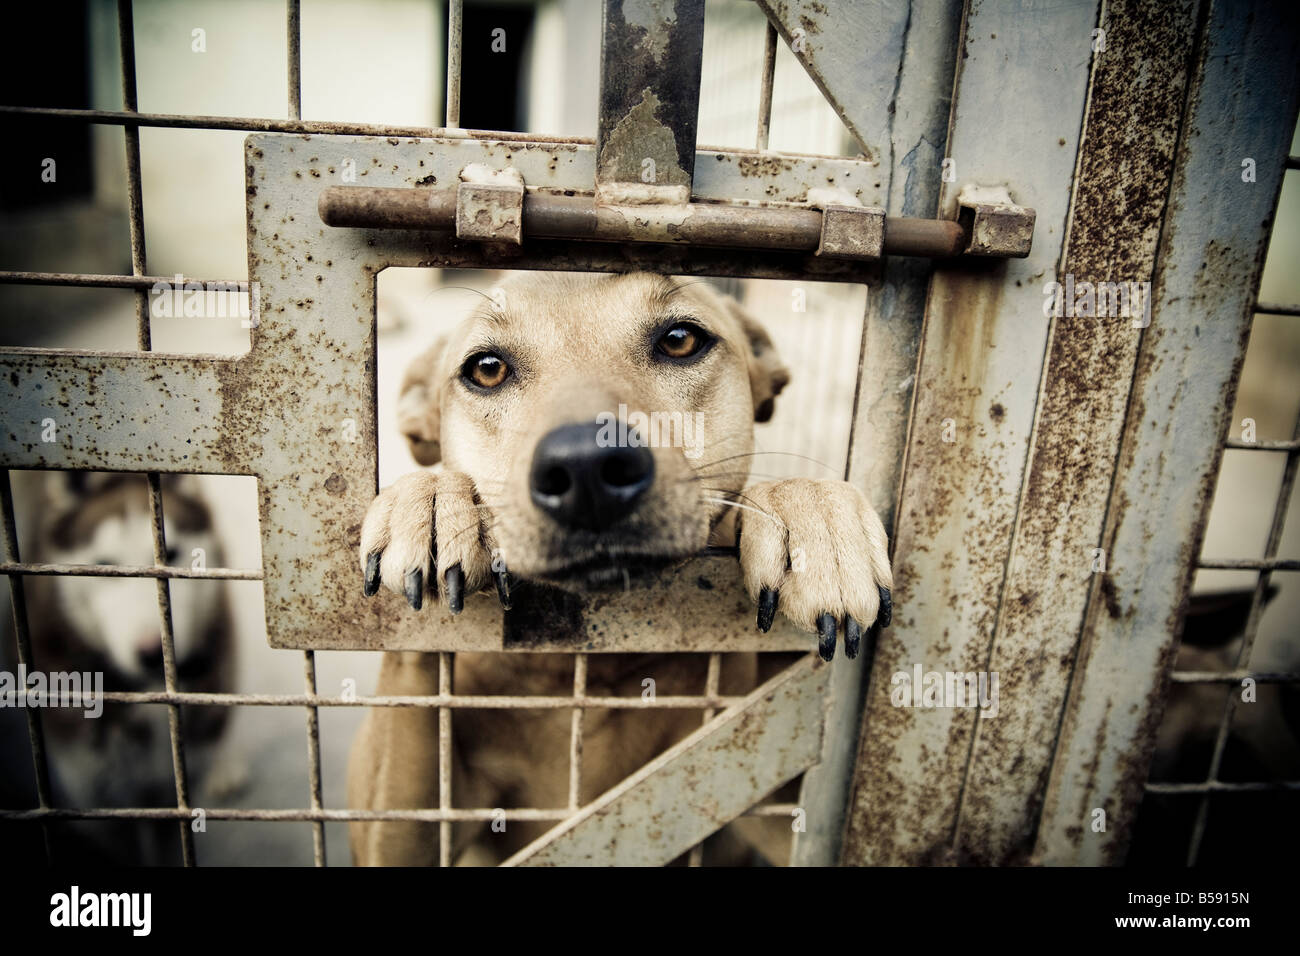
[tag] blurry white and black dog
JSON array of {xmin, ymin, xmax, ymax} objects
[{"xmin": 0, "ymin": 471, "xmax": 236, "ymax": 864}]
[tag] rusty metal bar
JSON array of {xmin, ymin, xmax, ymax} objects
[
  {"xmin": 0, "ymin": 561, "xmax": 263, "ymax": 581},
  {"xmin": 1196, "ymin": 557, "xmax": 1300, "ymax": 571},
  {"xmin": 302, "ymin": 650, "xmax": 325, "ymax": 866},
  {"xmin": 1170, "ymin": 671, "xmax": 1300, "ymax": 684},
  {"xmin": 287, "ymin": 0, "xmax": 301, "ymax": 121},
  {"xmin": 755, "ymin": 20, "xmax": 777, "ymax": 151},
  {"xmin": 596, "ymin": 0, "xmax": 706, "ymax": 204},
  {"xmin": 317, "ymin": 185, "xmax": 969, "ymax": 257},
  {"xmin": 81, "ymin": 691, "xmax": 749, "ymax": 709},
  {"xmin": 438, "ymin": 652, "xmax": 452, "ymax": 867},
  {"xmin": 145, "ymin": 472, "xmax": 196, "ymax": 865},
  {"xmin": 569, "ymin": 654, "xmax": 586, "ymax": 810},
  {"xmin": 1255, "ymin": 301, "xmax": 1300, "ymax": 316},
  {"xmin": 1147, "ymin": 781, "xmax": 1300, "ymax": 794},
  {"xmin": 1224, "ymin": 438, "xmax": 1300, "ymax": 451},
  {"xmin": 687, "ymin": 651, "xmax": 724, "ymax": 866},
  {"xmin": 0, "ymin": 803, "xmax": 800, "ymax": 824},
  {"xmin": 0, "ymin": 104, "xmax": 861, "ymax": 159},
  {"xmin": 118, "ymin": 0, "xmax": 150, "ymax": 351},
  {"xmin": 0, "ymin": 470, "xmax": 54, "ymax": 863},
  {"xmin": 445, "ymin": 0, "xmax": 463, "ymax": 128},
  {"xmin": 120, "ymin": 0, "xmax": 194, "ymax": 865},
  {"xmin": 0, "ymin": 103, "xmax": 591, "ymax": 143},
  {"xmin": 1188, "ymin": 411, "xmax": 1300, "ymax": 864},
  {"xmin": 0, "ymin": 271, "xmax": 250, "ymax": 291}
]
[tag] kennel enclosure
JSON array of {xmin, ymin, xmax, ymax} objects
[{"xmin": 1, "ymin": 0, "xmax": 1298, "ymax": 866}]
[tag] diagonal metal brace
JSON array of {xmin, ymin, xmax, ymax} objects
[{"xmin": 503, "ymin": 654, "xmax": 829, "ymax": 866}]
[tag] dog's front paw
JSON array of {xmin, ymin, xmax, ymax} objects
[
  {"xmin": 359, "ymin": 470, "xmax": 505, "ymax": 612},
  {"xmin": 736, "ymin": 478, "xmax": 893, "ymax": 661}
]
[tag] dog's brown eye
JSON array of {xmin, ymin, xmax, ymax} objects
[
  {"xmin": 462, "ymin": 353, "xmax": 510, "ymax": 389},
  {"xmin": 656, "ymin": 324, "xmax": 706, "ymax": 359}
]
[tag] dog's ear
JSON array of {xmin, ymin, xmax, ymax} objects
[
  {"xmin": 723, "ymin": 299, "xmax": 790, "ymax": 423},
  {"xmin": 397, "ymin": 336, "xmax": 448, "ymax": 466}
]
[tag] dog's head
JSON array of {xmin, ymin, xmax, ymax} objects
[
  {"xmin": 400, "ymin": 272, "xmax": 788, "ymax": 589},
  {"xmin": 38, "ymin": 473, "xmax": 225, "ymax": 681}
]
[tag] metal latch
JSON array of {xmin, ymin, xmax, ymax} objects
[
  {"xmin": 957, "ymin": 185, "xmax": 1035, "ymax": 258},
  {"xmin": 319, "ymin": 170, "xmax": 1036, "ymax": 261}
]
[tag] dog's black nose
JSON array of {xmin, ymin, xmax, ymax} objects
[{"xmin": 530, "ymin": 422, "xmax": 655, "ymax": 531}]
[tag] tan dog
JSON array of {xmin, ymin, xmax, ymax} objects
[{"xmin": 348, "ymin": 272, "xmax": 893, "ymax": 865}]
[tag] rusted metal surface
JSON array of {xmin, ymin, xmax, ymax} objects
[
  {"xmin": 842, "ymin": 0, "xmax": 1101, "ymax": 866},
  {"xmin": 816, "ymin": 205, "xmax": 885, "ymax": 261},
  {"xmin": 950, "ymin": 0, "xmax": 1198, "ymax": 867},
  {"xmin": 0, "ymin": 352, "xmax": 235, "ymax": 473},
  {"xmin": 795, "ymin": 0, "xmax": 964, "ymax": 867},
  {"xmin": 1034, "ymin": 0, "xmax": 1300, "ymax": 866},
  {"xmin": 455, "ymin": 166, "xmax": 525, "ymax": 245},
  {"xmin": 320, "ymin": 183, "xmax": 970, "ymax": 257},
  {"xmin": 596, "ymin": 0, "xmax": 706, "ymax": 204},
  {"xmin": 956, "ymin": 186, "xmax": 1035, "ymax": 257},
  {"xmin": 504, "ymin": 654, "xmax": 827, "ymax": 865}
]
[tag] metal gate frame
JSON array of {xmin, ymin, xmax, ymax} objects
[
  {"xmin": 840, "ymin": 0, "xmax": 1300, "ymax": 866},
  {"xmin": 2, "ymin": 0, "xmax": 1296, "ymax": 867}
]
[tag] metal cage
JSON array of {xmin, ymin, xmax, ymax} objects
[{"xmin": 1, "ymin": 0, "xmax": 1298, "ymax": 867}]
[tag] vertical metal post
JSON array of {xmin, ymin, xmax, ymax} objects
[
  {"xmin": 117, "ymin": 0, "xmax": 150, "ymax": 351},
  {"xmin": 445, "ymin": 0, "xmax": 463, "ymax": 129},
  {"xmin": 755, "ymin": 21, "xmax": 776, "ymax": 151},
  {"xmin": 145, "ymin": 473, "xmax": 196, "ymax": 865},
  {"xmin": 595, "ymin": 0, "xmax": 706, "ymax": 204},
  {"xmin": 438, "ymin": 651, "xmax": 453, "ymax": 866},
  {"xmin": 287, "ymin": 0, "xmax": 302, "ymax": 121},
  {"xmin": 1, "ymin": 471, "xmax": 54, "ymax": 863},
  {"xmin": 302, "ymin": 650, "xmax": 326, "ymax": 865},
  {"xmin": 568, "ymin": 654, "xmax": 587, "ymax": 809}
]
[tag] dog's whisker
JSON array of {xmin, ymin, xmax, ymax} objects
[
  {"xmin": 702, "ymin": 496, "xmax": 787, "ymax": 531},
  {"xmin": 692, "ymin": 450, "xmax": 838, "ymax": 475}
]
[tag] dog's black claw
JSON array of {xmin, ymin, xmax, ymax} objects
[
  {"xmin": 817, "ymin": 613, "xmax": 837, "ymax": 661},
  {"xmin": 494, "ymin": 570, "xmax": 512, "ymax": 610},
  {"xmin": 757, "ymin": 587, "xmax": 779, "ymax": 632},
  {"xmin": 844, "ymin": 616, "xmax": 863, "ymax": 660},
  {"xmin": 404, "ymin": 568, "xmax": 424, "ymax": 610},
  {"xmin": 363, "ymin": 552, "xmax": 382, "ymax": 597},
  {"xmin": 878, "ymin": 586, "xmax": 892, "ymax": 628},
  {"xmin": 445, "ymin": 564, "xmax": 464, "ymax": 615},
  {"xmin": 865, "ymin": 622, "xmax": 882, "ymax": 662}
]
